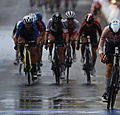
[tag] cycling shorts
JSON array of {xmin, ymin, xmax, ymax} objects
[
  {"xmin": 105, "ymin": 41, "xmax": 120, "ymax": 64},
  {"xmin": 49, "ymin": 30, "xmax": 64, "ymax": 47},
  {"xmin": 81, "ymin": 31, "xmax": 98, "ymax": 48}
]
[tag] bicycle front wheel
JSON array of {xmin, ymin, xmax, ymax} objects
[
  {"xmin": 54, "ymin": 50, "xmax": 61, "ymax": 85},
  {"xmin": 111, "ymin": 69, "xmax": 119, "ymax": 109},
  {"xmin": 85, "ymin": 50, "xmax": 91, "ymax": 84},
  {"xmin": 107, "ymin": 67, "xmax": 118, "ymax": 110},
  {"xmin": 26, "ymin": 51, "xmax": 31, "ymax": 85}
]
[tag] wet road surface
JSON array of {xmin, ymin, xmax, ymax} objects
[{"xmin": 0, "ymin": 0, "xmax": 120, "ymax": 114}]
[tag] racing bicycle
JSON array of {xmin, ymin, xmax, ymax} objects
[
  {"xmin": 107, "ymin": 52, "xmax": 120, "ymax": 110},
  {"xmin": 79, "ymin": 41, "xmax": 93, "ymax": 84},
  {"xmin": 65, "ymin": 39, "xmax": 76, "ymax": 84},
  {"xmin": 48, "ymin": 41, "xmax": 63, "ymax": 85},
  {"xmin": 18, "ymin": 41, "xmax": 35, "ymax": 85}
]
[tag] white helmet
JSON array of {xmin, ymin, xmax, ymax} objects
[
  {"xmin": 65, "ymin": 11, "xmax": 75, "ymax": 18},
  {"xmin": 23, "ymin": 15, "xmax": 33, "ymax": 25},
  {"xmin": 109, "ymin": 18, "xmax": 120, "ymax": 34},
  {"xmin": 29, "ymin": 13, "xmax": 37, "ymax": 23}
]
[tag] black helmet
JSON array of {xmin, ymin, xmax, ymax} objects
[
  {"xmin": 52, "ymin": 12, "xmax": 62, "ymax": 24},
  {"xmin": 85, "ymin": 13, "xmax": 94, "ymax": 24}
]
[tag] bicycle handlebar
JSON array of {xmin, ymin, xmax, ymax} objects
[
  {"xmin": 18, "ymin": 40, "xmax": 36, "ymax": 44},
  {"xmin": 78, "ymin": 42, "xmax": 91, "ymax": 44}
]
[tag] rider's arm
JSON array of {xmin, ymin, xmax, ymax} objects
[
  {"xmin": 12, "ymin": 23, "xmax": 17, "ymax": 39},
  {"xmin": 98, "ymin": 26, "xmax": 107, "ymax": 58},
  {"xmin": 65, "ymin": 33, "xmax": 69, "ymax": 44},
  {"xmin": 45, "ymin": 31, "xmax": 49, "ymax": 44}
]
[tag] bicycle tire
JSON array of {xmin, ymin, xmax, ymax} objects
[
  {"xmin": 27, "ymin": 69, "xmax": 30, "ymax": 85},
  {"xmin": 111, "ymin": 69, "xmax": 119, "ymax": 109},
  {"xmin": 19, "ymin": 63, "xmax": 22, "ymax": 74},
  {"xmin": 107, "ymin": 66, "xmax": 117, "ymax": 110},
  {"xmin": 66, "ymin": 46, "xmax": 71, "ymax": 84},
  {"xmin": 54, "ymin": 50, "xmax": 60, "ymax": 85},
  {"xmin": 86, "ymin": 50, "xmax": 91, "ymax": 84},
  {"xmin": 26, "ymin": 51, "xmax": 31, "ymax": 85}
]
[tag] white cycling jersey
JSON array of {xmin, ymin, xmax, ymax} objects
[
  {"xmin": 98, "ymin": 25, "xmax": 120, "ymax": 54},
  {"xmin": 62, "ymin": 19, "xmax": 80, "ymax": 34},
  {"xmin": 46, "ymin": 18, "xmax": 68, "ymax": 33}
]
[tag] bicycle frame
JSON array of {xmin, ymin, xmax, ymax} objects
[
  {"xmin": 24, "ymin": 44, "xmax": 32, "ymax": 72},
  {"xmin": 107, "ymin": 53, "xmax": 120, "ymax": 110},
  {"xmin": 49, "ymin": 41, "xmax": 62, "ymax": 84},
  {"xmin": 18, "ymin": 41, "xmax": 35, "ymax": 84},
  {"xmin": 79, "ymin": 41, "xmax": 93, "ymax": 84}
]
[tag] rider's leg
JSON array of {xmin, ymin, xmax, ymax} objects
[
  {"xmin": 48, "ymin": 35, "xmax": 55, "ymax": 62},
  {"xmin": 18, "ymin": 37, "xmax": 25, "ymax": 61},
  {"xmin": 71, "ymin": 33, "xmax": 77, "ymax": 62},
  {"xmin": 104, "ymin": 63, "xmax": 113, "ymax": 93},
  {"xmin": 58, "ymin": 46, "xmax": 65, "ymax": 78},
  {"xmin": 58, "ymin": 46, "xmax": 65, "ymax": 72},
  {"xmin": 91, "ymin": 47, "xmax": 97, "ymax": 67},
  {"xmin": 36, "ymin": 43, "xmax": 41, "ymax": 70},
  {"xmin": 80, "ymin": 37, "xmax": 87, "ymax": 65},
  {"xmin": 81, "ymin": 37, "xmax": 87, "ymax": 57},
  {"xmin": 40, "ymin": 44, "xmax": 43, "ymax": 66},
  {"xmin": 31, "ymin": 46, "xmax": 37, "ymax": 73}
]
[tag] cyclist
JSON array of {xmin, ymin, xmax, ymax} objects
[
  {"xmin": 77, "ymin": 13, "xmax": 102, "ymax": 77},
  {"xmin": 45, "ymin": 12, "xmax": 69, "ymax": 78},
  {"xmin": 12, "ymin": 20, "xmax": 22, "ymax": 65},
  {"xmin": 29, "ymin": 13, "xmax": 45, "ymax": 76},
  {"xmin": 98, "ymin": 18, "xmax": 120, "ymax": 102},
  {"xmin": 91, "ymin": 1, "xmax": 103, "ymax": 23},
  {"xmin": 63, "ymin": 11, "xmax": 80, "ymax": 62},
  {"xmin": 14, "ymin": 15, "xmax": 40, "ymax": 78},
  {"xmin": 35, "ymin": 12, "xmax": 46, "ymax": 66}
]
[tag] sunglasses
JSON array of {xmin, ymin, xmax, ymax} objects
[{"xmin": 67, "ymin": 18, "xmax": 74, "ymax": 20}]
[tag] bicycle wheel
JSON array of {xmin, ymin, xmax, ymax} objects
[
  {"xmin": 85, "ymin": 50, "xmax": 91, "ymax": 84},
  {"xmin": 54, "ymin": 50, "xmax": 61, "ymax": 85},
  {"xmin": 66, "ymin": 46, "xmax": 71, "ymax": 84},
  {"xmin": 19, "ymin": 63, "xmax": 22, "ymax": 74},
  {"xmin": 107, "ymin": 66, "xmax": 117, "ymax": 110},
  {"xmin": 26, "ymin": 51, "xmax": 31, "ymax": 85},
  {"xmin": 111, "ymin": 69, "xmax": 119, "ymax": 109}
]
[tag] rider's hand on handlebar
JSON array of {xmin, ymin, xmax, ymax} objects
[
  {"xmin": 101, "ymin": 55, "xmax": 108, "ymax": 64},
  {"xmin": 14, "ymin": 45, "xmax": 17, "ymax": 50},
  {"xmin": 14, "ymin": 41, "xmax": 18, "ymax": 50}
]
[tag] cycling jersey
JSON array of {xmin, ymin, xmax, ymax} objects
[
  {"xmin": 99, "ymin": 25, "xmax": 120, "ymax": 53},
  {"xmin": 46, "ymin": 18, "xmax": 68, "ymax": 33},
  {"xmin": 40, "ymin": 20, "xmax": 46, "ymax": 32},
  {"xmin": 79, "ymin": 19, "xmax": 102, "ymax": 48},
  {"xmin": 62, "ymin": 19, "xmax": 80, "ymax": 36},
  {"xmin": 15, "ymin": 21, "xmax": 39, "ymax": 41},
  {"xmin": 79, "ymin": 19, "xmax": 102, "ymax": 37},
  {"xmin": 35, "ymin": 20, "xmax": 44, "ymax": 34},
  {"xmin": 13, "ymin": 20, "xmax": 22, "ymax": 34}
]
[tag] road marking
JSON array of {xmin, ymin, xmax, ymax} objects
[{"xmin": 0, "ymin": 110, "xmax": 120, "ymax": 114}]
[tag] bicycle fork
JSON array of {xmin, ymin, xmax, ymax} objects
[{"xmin": 24, "ymin": 50, "xmax": 32, "ymax": 72}]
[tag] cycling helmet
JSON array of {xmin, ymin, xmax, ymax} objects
[
  {"xmin": 23, "ymin": 15, "xmax": 33, "ymax": 25},
  {"xmin": 85, "ymin": 13, "xmax": 94, "ymax": 24},
  {"xmin": 29, "ymin": 13, "xmax": 37, "ymax": 23},
  {"xmin": 52, "ymin": 12, "xmax": 62, "ymax": 24},
  {"xmin": 109, "ymin": 18, "xmax": 120, "ymax": 34},
  {"xmin": 65, "ymin": 11, "xmax": 75, "ymax": 18},
  {"xmin": 35, "ymin": 12, "xmax": 42, "ymax": 21},
  {"xmin": 94, "ymin": 1, "xmax": 100, "ymax": 5}
]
